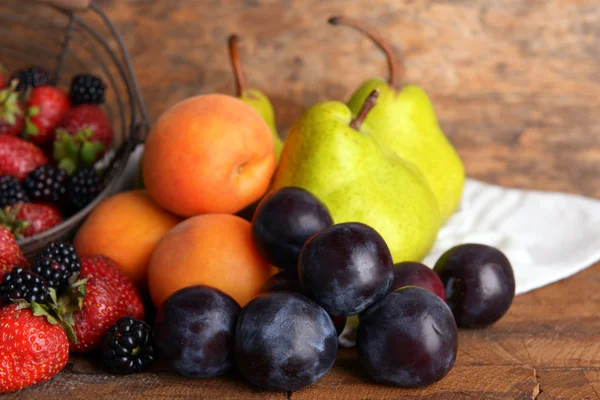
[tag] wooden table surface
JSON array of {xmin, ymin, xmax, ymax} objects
[{"xmin": 9, "ymin": 0, "xmax": 600, "ymax": 398}]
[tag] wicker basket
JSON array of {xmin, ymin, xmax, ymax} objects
[{"xmin": 0, "ymin": 0, "xmax": 149, "ymax": 258}]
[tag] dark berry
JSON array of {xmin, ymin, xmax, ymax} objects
[
  {"xmin": 154, "ymin": 285, "xmax": 240, "ymax": 378},
  {"xmin": 68, "ymin": 168, "xmax": 104, "ymax": 213},
  {"xmin": 299, "ymin": 222, "xmax": 394, "ymax": 316},
  {"xmin": 252, "ymin": 187, "xmax": 333, "ymax": 272},
  {"xmin": 22, "ymin": 165, "xmax": 69, "ymax": 205},
  {"xmin": 235, "ymin": 292, "xmax": 338, "ymax": 392},
  {"xmin": 10, "ymin": 66, "xmax": 51, "ymax": 91},
  {"xmin": 0, "ymin": 267, "xmax": 48, "ymax": 305},
  {"xmin": 391, "ymin": 262, "xmax": 446, "ymax": 301},
  {"xmin": 357, "ymin": 287, "xmax": 458, "ymax": 387},
  {"xmin": 69, "ymin": 74, "xmax": 105, "ymax": 105},
  {"xmin": 102, "ymin": 316, "xmax": 156, "ymax": 374},
  {"xmin": 434, "ymin": 243, "xmax": 515, "ymax": 328},
  {"xmin": 32, "ymin": 242, "xmax": 81, "ymax": 292},
  {"xmin": 0, "ymin": 176, "xmax": 29, "ymax": 207}
]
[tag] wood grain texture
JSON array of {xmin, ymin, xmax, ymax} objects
[{"xmin": 6, "ymin": 0, "xmax": 600, "ymax": 398}]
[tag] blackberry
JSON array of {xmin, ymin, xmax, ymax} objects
[
  {"xmin": 102, "ymin": 317, "xmax": 156, "ymax": 374},
  {"xmin": 10, "ymin": 66, "xmax": 51, "ymax": 91},
  {"xmin": 32, "ymin": 242, "xmax": 81, "ymax": 292},
  {"xmin": 0, "ymin": 176, "xmax": 29, "ymax": 207},
  {"xmin": 22, "ymin": 165, "xmax": 69, "ymax": 205},
  {"xmin": 0, "ymin": 267, "xmax": 48, "ymax": 305},
  {"xmin": 68, "ymin": 168, "xmax": 104, "ymax": 213},
  {"xmin": 70, "ymin": 74, "xmax": 106, "ymax": 105}
]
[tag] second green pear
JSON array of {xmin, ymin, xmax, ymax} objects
[
  {"xmin": 272, "ymin": 91, "xmax": 440, "ymax": 263},
  {"xmin": 331, "ymin": 16, "xmax": 465, "ymax": 223},
  {"xmin": 229, "ymin": 35, "xmax": 283, "ymax": 160},
  {"xmin": 238, "ymin": 88, "xmax": 283, "ymax": 159}
]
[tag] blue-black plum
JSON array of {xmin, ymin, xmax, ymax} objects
[
  {"xmin": 391, "ymin": 262, "xmax": 446, "ymax": 301},
  {"xmin": 433, "ymin": 243, "xmax": 515, "ymax": 328},
  {"xmin": 260, "ymin": 270, "xmax": 303, "ymax": 294},
  {"xmin": 251, "ymin": 187, "xmax": 333, "ymax": 272},
  {"xmin": 357, "ymin": 287, "xmax": 458, "ymax": 387},
  {"xmin": 260, "ymin": 270, "xmax": 347, "ymax": 336},
  {"xmin": 235, "ymin": 292, "xmax": 338, "ymax": 392},
  {"xmin": 153, "ymin": 285, "xmax": 240, "ymax": 378},
  {"xmin": 299, "ymin": 222, "xmax": 393, "ymax": 316}
]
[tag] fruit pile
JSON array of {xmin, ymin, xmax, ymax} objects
[
  {"xmin": 0, "ymin": 65, "xmax": 111, "ymax": 239},
  {"xmin": 1, "ymin": 16, "xmax": 517, "ymax": 395}
]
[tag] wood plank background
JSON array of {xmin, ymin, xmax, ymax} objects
[{"xmin": 5, "ymin": 0, "xmax": 600, "ymax": 398}]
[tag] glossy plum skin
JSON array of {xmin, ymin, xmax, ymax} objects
[
  {"xmin": 153, "ymin": 285, "xmax": 240, "ymax": 378},
  {"xmin": 357, "ymin": 287, "xmax": 458, "ymax": 387},
  {"xmin": 260, "ymin": 270, "xmax": 347, "ymax": 336},
  {"xmin": 391, "ymin": 262, "xmax": 446, "ymax": 301},
  {"xmin": 235, "ymin": 292, "xmax": 338, "ymax": 392},
  {"xmin": 260, "ymin": 270, "xmax": 303, "ymax": 294},
  {"xmin": 434, "ymin": 243, "xmax": 515, "ymax": 328},
  {"xmin": 252, "ymin": 187, "xmax": 333, "ymax": 272},
  {"xmin": 299, "ymin": 222, "xmax": 393, "ymax": 316}
]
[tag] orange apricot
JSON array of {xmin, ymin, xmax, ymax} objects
[
  {"xmin": 73, "ymin": 190, "xmax": 182, "ymax": 288},
  {"xmin": 142, "ymin": 94, "xmax": 276, "ymax": 217},
  {"xmin": 147, "ymin": 213, "xmax": 272, "ymax": 308}
]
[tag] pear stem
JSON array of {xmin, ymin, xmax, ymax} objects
[
  {"xmin": 350, "ymin": 89, "xmax": 379, "ymax": 130},
  {"xmin": 228, "ymin": 34, "xmax": 246, "ymax": 97},
  {"xmin": 328, "ymin": 16, "xmax": 401, "ymax": 88}
]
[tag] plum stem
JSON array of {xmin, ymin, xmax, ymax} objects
[
  {"xmin": 228, "ymin": 34, "xmax": 246, "ymax": 97},
  {"xmin": 328, "ymin": 16, "xmax": 401, "ymax": 88},
  {"xmin": 350, "ymin": 89, "xmax": 379, "ymax": 130}
]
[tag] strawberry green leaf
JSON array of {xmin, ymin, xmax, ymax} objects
[{"xmin": 81, "ymin": 141, "xmax": 105, "ymax": 167}]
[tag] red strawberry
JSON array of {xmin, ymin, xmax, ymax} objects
[
  {"xmin": 80, "ymin": 255, "xmax": 144, "ymax": 320},
  {"xmin": 0, "ymin": 135, "xmax": 48, "ymax": 180},
  {"xmin": 68, "ymin": 275, "xmax": 124, "ymax": 352},
  {"xmin": 53, "ymin": 105, "xmax": 113, "ymax": 171},
  {"xmin": 0, "ymin": 304, "xmax": 69, "ymax": 393},
  {"xmin": 0, "ymin": 226, "xmax": 27, "ymax": 275},
  {"xmin": 23, "ymin": 86, "xmax": 70, "ymax": 145},
  {"xmin": 0, "ymin": 203, "xmax": 62, "ymax": 238},
  {"xmin": 0, "ymin": 81, "xmax": 24, "ymax": 136}
]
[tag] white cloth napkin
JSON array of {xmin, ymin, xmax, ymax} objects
[
  {"xmin": 120, "ymin": 146, "xmax": 600, "ymax": 295},
  {"xmin": 425, "ymin": 179, "xmax": 600, "ymax": 295}
]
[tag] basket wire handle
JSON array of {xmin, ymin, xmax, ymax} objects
[{"xmin": 36, "ymin": 0, "xmax": 92, "ymax": 11}]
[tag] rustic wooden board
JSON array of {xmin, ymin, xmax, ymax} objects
[{"xmin": 6, "ymin": 0, "xmax": 600, "ymax": 398}]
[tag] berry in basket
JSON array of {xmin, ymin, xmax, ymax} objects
[
  {"xmin": 23, "ymin": 86, "xmax": 70, "ymax": 145},
  {"xmin": 70, "ymin": 74, "xmax": 106, "ymax": 106},
  {"xmin": 0, "ymin": 135, "xmax": 48, "ymax": 181},
  {"xmin": 0, "ymin": 203, "xmax": 62, "ymax": 239},
  {"xmin": 0, "ymin": 176, "xmax": 29, "ymax": 207},
  {"xmin": 53, "ymin": 104, "xmax": 113, "ymax": 173},
  {"xmin": 10, "ymin": 66, "xmax": 51, "ymax": 91},
  {"xmin": 0, "ymin": 81, "xmax": 25, "ymax": 136}
]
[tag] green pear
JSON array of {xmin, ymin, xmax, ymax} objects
[
  {"xmin": 272, "ymin": 90, "xmax": 440, "ymax": 262},
  {"xmin": 329, "ymin": 16, "xmax": 465, "ymax": 223},
  {"xmin": 228, "ymin": 35, "xmax": 283, "ymax": 160}
]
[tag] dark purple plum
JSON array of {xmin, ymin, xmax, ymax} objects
[
  {"xmin": 259, "ymin": 270, "xmax": 303, "ymax": 294},
  {"xmin": 357, "ymin": 287, "xmax": 458, "ymax": 387},
  {"xmin": 251, "ymin": 187, "xmax": 333, "ymax": 272},
  {"xmin": 260, "ymin": 271, "xmax": 347, "ymax": 336},
  {"xmin": 154, "ymin": 285, "xmax": 240, "ymax": 378},
  {"xmin": 235, "ymin": 292, "xmax": 338, "ymax": 392},
  {"xmin": 299, "ymin": 222, "xmax": 393, "ymax": 316},
  {"xmin": 434, "ymin": 243, "xmax": 515, "ymax": 328},
  {"xmin": 391, "ymin": 262, "xmax": 446, "ymax": 301}
]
